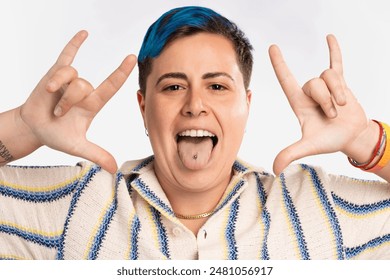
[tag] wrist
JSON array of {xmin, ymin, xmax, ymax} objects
[
  {"xmin": 7, "ymin": 107, "xmax": 42, "ymax": 160},
  {"xmin": 347, "ymin": 120, "xmax": 390, "ymax": 172},
  {"xmin": 15, "ymin": 106, "xmax": 42, "ymax": 145},
  {"xmin": 344, "ymin": 119, "xmax": 379, "ymax": 163}
]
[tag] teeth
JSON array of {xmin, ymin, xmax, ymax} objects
[{"xmin": 178, "ymin": 129, "xmax": 215, "ymax": 137}]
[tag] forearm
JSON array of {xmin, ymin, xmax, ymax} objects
[{"xmin": 0, "ymin": 107, "xmax": 41, "ymax": 165}]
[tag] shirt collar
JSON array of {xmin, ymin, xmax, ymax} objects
[
  {"xmin": 120, "ymin": 155, "xmax": 266, "ymax": 177},
  {"xmin": 120, "ymin": 156, "xmax": 268, "ymax": 221}
]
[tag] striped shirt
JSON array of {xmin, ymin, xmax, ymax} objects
[{"xmin": 0, "ymin": 156, "xmax": 389, "ymax": 259}]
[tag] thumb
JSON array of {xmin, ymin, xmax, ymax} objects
[
  {"xmin": 76, "ymin": 141, "xmax": 118, "ymax": 174},
  {"xmin": 273, "ymin": 139, "xmax": 316, "ymax": 175}
]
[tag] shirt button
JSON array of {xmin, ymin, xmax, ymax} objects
[{"xmin": 172, "ymin": 227, "xmax": 183, "ymax": 236}]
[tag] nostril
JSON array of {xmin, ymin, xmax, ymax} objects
[
  {"xmin": 186, "ymin": 111, "xmax": 195, "ymax": 117},
  {"xmin": 186, "ymin": 110, "xmax": 207, "ymax": 117}
]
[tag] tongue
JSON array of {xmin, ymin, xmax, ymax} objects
[{"xmin": 177, "ymin": 136, "xmax": 214, "ymax": 170}]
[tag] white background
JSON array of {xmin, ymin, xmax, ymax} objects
[{"xmin": 0, "ymin": 0, "xmax": 389, "ymax": 180}]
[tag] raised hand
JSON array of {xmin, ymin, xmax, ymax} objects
[
  {"xmin": 269, "ymin": 35, "xmax": 375, "ymax": 175},
  {"xmin": 19, "ymin": 31, "xmax": 137, "ymax": 173}
]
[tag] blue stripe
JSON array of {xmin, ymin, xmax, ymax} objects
[
  {"xmin": 56, "ymin": 165, "xmax": 100, "ymax": 260},
  {"xmin": 345, "ymin": 234, "xmax": 390, "ymax": 259},
  {"xmin": 0, "ymin": 180, "xmax": 80, "ymax": 203},
  {"xmin": 301, "ymin": 164, "xmax": 344, "ymax": 259},
  {"xmin": 6, "ymin": 165, "xmax": 81, "ymax": 169},
  {"xmin": 215, "ymin": 179, "xmax": 245, "ymax": 214},
  {"xmin": 261, "ymin": 210, "xmax": 271, "ymax": 260},
  {"xmin": 132, "ymin": 156, "xmax": 154, "ymax": 172},
  {"xmin": 129, "ymin": 216, "xmax": 141, "ymax": 260},
  {"xmin": 133, "ymin": 178, "xmax": 174, "ymax": 216},
  {"xmin": 255, "ymin": 173, "xmax": 271, "ymax": 260},
  {"xmin": 0, "ymin": 224, "xmax": 61, "ymax": 248},
  {"xmin": 332, "ymin": 193, "xmax": 390, "ymax": 215},
  {"xmin": 280, "ymin": 173, "xmax": 310, "ymax": 260},
  {"xmin": 0, "ymin": 256, "xmax": 18, "ymax": 260},
  {"xmin": 233, "ymin": 161, "xmax": 248, "ymax": 173},
  {"xmin": 150, "ymin": 206, "xmax": 170, "ymax": 259},
  {"xmin": 87, "ymin": 172, "xmax": 121, "ymax": 260},
  {"xmin": 225, "ymin": 198, "xmax": 240, "ymax": 260}
]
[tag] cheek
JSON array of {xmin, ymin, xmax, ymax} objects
[
  {"xmin": 224, "ymin": 97, "xmax": 249, "ymax": 130},
  {"xmin": 144, "ymin": 97, "xmax": 177, "ymax": 134},
  {"xmin": 144, "ymin": 97, "xmax": 163, "ymax": 128}
]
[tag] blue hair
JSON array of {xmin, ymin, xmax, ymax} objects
[
  {"xmin": 138, "ymin": 6, "xmax": 253, "ymax": 92},
  {"xmin": 138, "ymin": 6, "xmax": 230, "ymax": 62}
]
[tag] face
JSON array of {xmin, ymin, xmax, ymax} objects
[{"xmin": 138, "ymin": 33, "xmax": 251, "ymax": 194}]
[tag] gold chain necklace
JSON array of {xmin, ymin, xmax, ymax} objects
[{"xmin": 174, "ymin": 210, "xmax": 214, "ymax": 220}]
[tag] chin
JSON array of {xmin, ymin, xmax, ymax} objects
[{"xmin": 175, "ymin": 159, "xmax": 232, "ymax": 192}]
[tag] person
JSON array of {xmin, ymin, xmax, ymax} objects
[{"xmin": 0, "ymin": 6, "xmax": 389, "ymax": 260}]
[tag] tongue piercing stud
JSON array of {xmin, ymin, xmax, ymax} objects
[{"xmin": 193, "ymin": 154, "xmax": 198, "ymax": 160}]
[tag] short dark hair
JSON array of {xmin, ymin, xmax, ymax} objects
[{"xmin": 138, "ymin": 6, "xmax": 253, "ymax": 94}]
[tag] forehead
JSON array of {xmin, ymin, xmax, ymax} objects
[{"xmin": 149, "ymin": 33, "xmax": 241, "ymax": 78}]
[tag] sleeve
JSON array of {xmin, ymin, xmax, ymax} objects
[
  {"xmin": 0, "ymin": 162, "xmax": 94, "ymax": 259},
  {"xmin": 328, "ymin": 173, "xmax": 390, "ymax": 259}
]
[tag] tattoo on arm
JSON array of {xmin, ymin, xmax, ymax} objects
[{"xmin": 0, "ymin": 140, "xmax": 14, "ymax": 164}]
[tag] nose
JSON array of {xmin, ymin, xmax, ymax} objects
[{"xmin": 181, "ymin": 89, "xmax": 208, "ymax": 117}]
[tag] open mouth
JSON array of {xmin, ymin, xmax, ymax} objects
[
  {"xmin": 176, "ymin": 129, "xmax": 218, "ymax": 170},
  {"xmin": 176, "ymin": 129, "xmax": 218, "ymax": 147}
]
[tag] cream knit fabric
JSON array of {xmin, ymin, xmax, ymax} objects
[{"xmin": 0, "ymin": 156, "xmax": 389, "ymax": 259}]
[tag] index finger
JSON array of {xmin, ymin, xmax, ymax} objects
[
  {"xmin": 327, "ymin": 34, "xmax": 344, "ymax": 76},
  {"xmin": 269, "ymin": 44, "xmax": 303, "ymax": 109},
  {"xmin": 55, "ymin": 30, "xmax": 88, "ymax": 66},
  {"xmin": 91, "ymin": 55, "xmax": 137, "ymax": 112}
]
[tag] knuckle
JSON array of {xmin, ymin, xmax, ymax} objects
[
  {"xmin": 308, "ymin": 77, "xmax": 322, "ymax": 86},
  {"xmin": 319, "ymin": 69, "xmax": 331, "ymax": 79},
  {"xmin": 67, "ymin": 66, "xmax": 79, "ymax": 77},
  {"xmin": 59, "ymin": 65, "xmax": 78, "ymax": 77},
  {"xmin": 302, "ymin": 78, "xmax": 321, "ymax": 92},
  {"xmin": 51, "ymin": 65, "xmax": 79, "ymax": 83},
  {"xmin": 72, "ymin": 77, "xmax": 93, "ymax": 93}
]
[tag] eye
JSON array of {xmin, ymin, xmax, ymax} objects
[
  {"xmin": 163, "ymin": 84, "xmax": 184, "ymax": 91},
  {"xmin": 210, "ymin": 84, "xmax": 226, "ymax": 91}
]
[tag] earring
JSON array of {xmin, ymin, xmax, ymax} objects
[{"xmin": 145, "ymin": 128, "xmax": 149, "ymax": 137}]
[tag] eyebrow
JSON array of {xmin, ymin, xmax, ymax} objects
[
  {"xmin": 202, "ymin": 72, "xmax": 234, "ymax": 82},
  {"xmin": 156, "ymin": 72, "xmax": 188, "ymax": 87},
  {"xmin": 156, "ymin": 72, "xmax": 234, "ymax": 87}
]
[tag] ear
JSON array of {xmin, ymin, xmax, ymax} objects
[
  {"xmin": 137, "ymin": 90, "xmax": 146, "ymax": 125},
  {"xmin": 246, "ymin": 89, "xmax": 252, "ymax": 108}
]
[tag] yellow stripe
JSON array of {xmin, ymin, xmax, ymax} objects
[
  {"xmin": 0, "ymin": 221, "xmax": 63, "ymax": 237},
  {"xmin": 219, "ymin": 207, "xmax": 230, "ymax": 259},
  {"xmin": 83, "ymin": 181, "xmax": 116, "ymax": 259},
  {"xmin": 349, "ymin": 240, "xmax": 390, "ymax": 259},
  {"xmin": 0, "ymin": 164, "xmax": 92, "ymax": 192},
  {"xmin": 0, "ymin": 254, "xmax": 29, "ymax": 260},
  {"xmin": 335, "ymin": 205, "xmax": 390, "ymax": 219}
]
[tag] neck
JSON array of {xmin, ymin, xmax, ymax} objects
[
  {"xmin": 165, "ymin": 180, "xmax": 228, "ymax": 217},
  {"xmin": 155, "ymin": 168, "xmax": 232, "ymax": 221}
]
